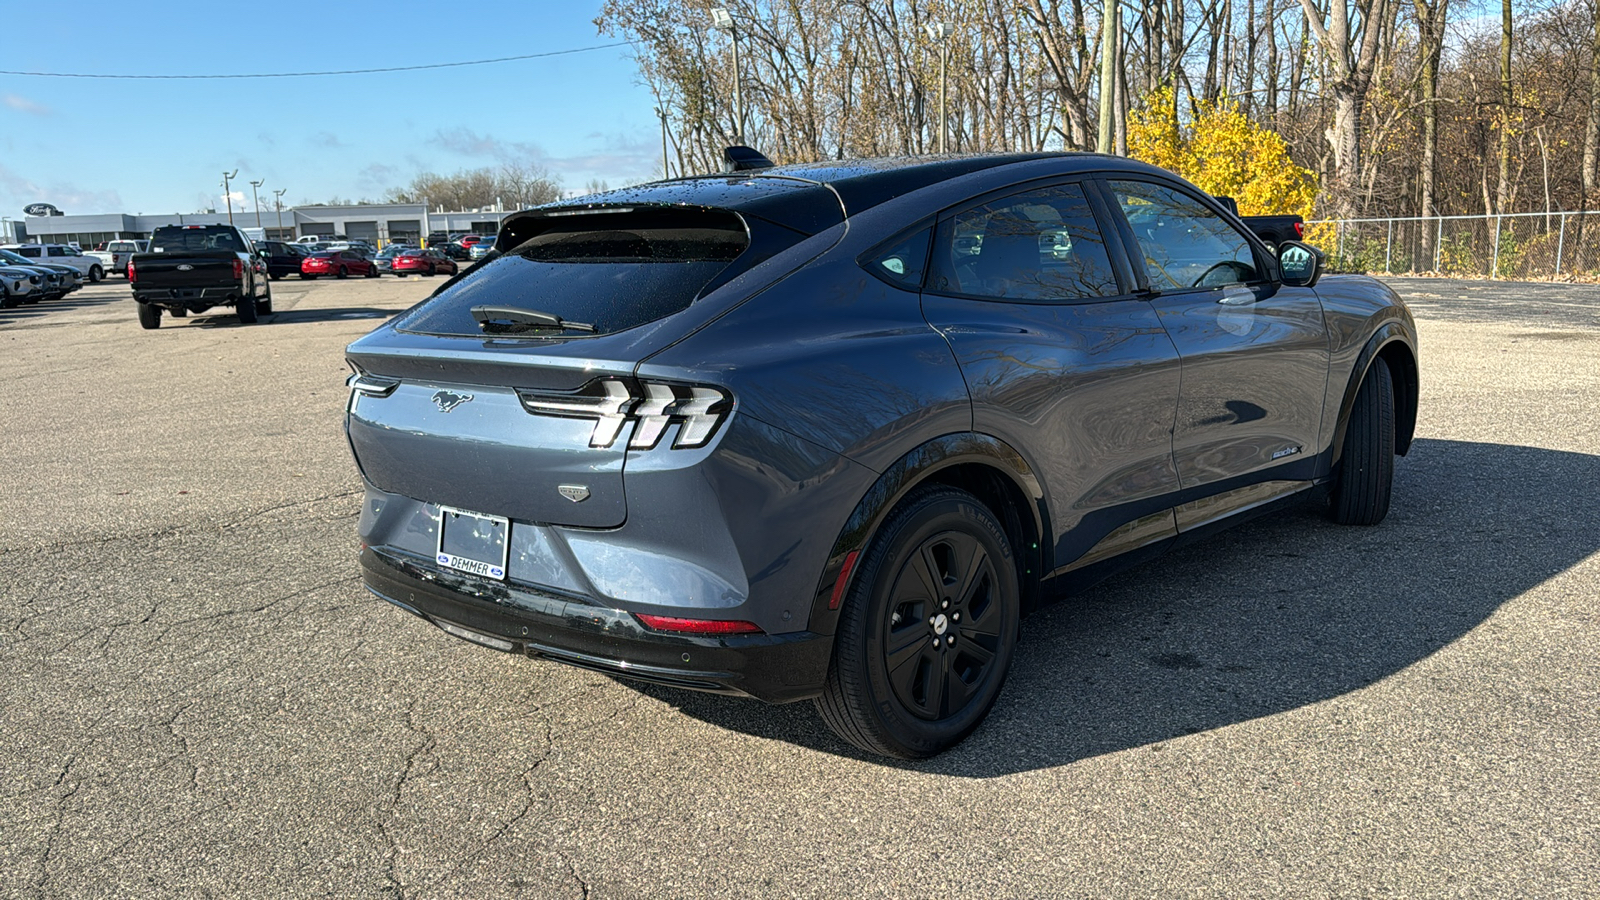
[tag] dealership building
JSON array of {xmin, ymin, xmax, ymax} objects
[{"xmin": 8, "ymin": 203, "xmax": 514, "ymax": 248}]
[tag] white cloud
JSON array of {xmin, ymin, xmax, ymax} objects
[
  {"xmin": 426, "ymin": 127, "xmax": 659, "ymax": 185},
  {"xmin": 3, "ymin": 94, "xmax": 50, "ymax": 116},
  {"xmin": 0, "ymin": 163, "xmax": 122, "ymax": 213}
]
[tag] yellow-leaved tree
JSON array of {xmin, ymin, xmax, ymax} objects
[{"xmin": 1127, "ymin": 87, "xmax": 1317, "ymax": 220}]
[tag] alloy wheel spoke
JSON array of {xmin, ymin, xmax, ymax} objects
[
  {"xmin": 923, "ymin": 653, "xmax": 948, "ymax": 717},
  {"xmin": 884, "ymin": 626, "xmax": 929, "ymax": 673},
  {"xmin": 952, "ymin": 537, "xmax": 989, "ymax": 608}
]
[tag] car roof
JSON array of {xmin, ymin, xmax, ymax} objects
[{"xmin": 518, "ymin": 152, "xmax": 1160, "ymax": 235}]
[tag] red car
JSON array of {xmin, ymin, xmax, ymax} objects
[
  {"xmin": 455, "ymin": 234, "xmax": 484, "ymax": 247},
  {"xmin": 390, "ymin": 248, "xmax": 459, "ymax": 277},
  {"xmin": 301, "ymin": 250, "xmax": 377, "ymax": 280}
]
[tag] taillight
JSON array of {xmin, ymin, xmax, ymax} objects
[
  {"xmin": 516, "ymin": 378, "xmax": 733, "ymax": 450},
  {"xmin": 635, "ymin": 614, "xmax": 763, "ymax": 635},
  {"xmin": 127, "ymin": 259, "xmax": 136, "ymax": 282},
  {"xmin": 232, "ymin": 258, "xmax": 243, "ymax": 279},
  {"xmin": 1294, "ymin": 221, "xmax": 1305, "ymax": 238}
]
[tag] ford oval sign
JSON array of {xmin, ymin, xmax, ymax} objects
[{"xmin": 23, "ymin": 203, "xmax": 62, "ymax": 217}]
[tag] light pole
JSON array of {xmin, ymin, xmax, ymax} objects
[
  {"xmin": 925, "ymin": 22, "xmax": 954, "ymax": 153},
  {"xmin": 249, "ymin": 179, "xmax": 265, "ymax": 229},
  {"xmin": 221, "ymin": 170, "xmax": 238, "ymax": 226},
  {"xmin": 272, "ymin": 189, "xmax": 287, "ymax": 239},
  {"xmin": 655, "ymin": 106, "xmax": 671, "ymax": 178},
  {"xmin": 1097, "ymin": 0, "xmax": 1119, "ymax": 154},
  {"xmin": 710, "ymin": 8, "xmax": 744, "ymax": 144}
]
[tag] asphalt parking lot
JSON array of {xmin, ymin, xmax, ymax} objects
[{"xmin": 2, "ymin": 274, "xmax": 1596, "ymax": 897}]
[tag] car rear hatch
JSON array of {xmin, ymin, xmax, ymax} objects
[{"xmin": 346, "ymin": 184, "xmax": 841, "ymax": 529}]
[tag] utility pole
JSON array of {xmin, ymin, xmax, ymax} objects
[
  {"xmin": 249, "ymin": 179, "xmax": 265, "ymax": 229},
  {"xmin": 656, "ymin": 106, "xmax": 671, "ymax": 178},
  {"xmin": 1097, "ymin": 0, "xmax": 1118, "ymax": 154},
  {"xmin": 221, "ymin": 170, "xmax": 238, "ymax": 226},
  {"xmin": 926, "ymin": 22, "xmax": 955, "ymax": 153},
  {"xmin": 272, "ymin": 189, "xmax": 287, "ymax": 238},
  {"xmin": 711, "ymin": 9, "xmax": 744, "ymax": 144}
]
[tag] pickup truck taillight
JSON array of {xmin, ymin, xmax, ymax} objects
[
  {"xmin": 232, "ymin": 258, "xmax": 244, "ymax": 280},
  {"xmin": 1294, "ymin": 221, "xmax": 1305, "ymax": 238},
  {"xmin": 127, "ymin": 259, "xmax": 136, "ymax": 283}
]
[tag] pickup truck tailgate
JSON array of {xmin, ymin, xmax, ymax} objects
[{"xmin": 132, "ymin": 251, "xmax": 239, "ymax": 289}]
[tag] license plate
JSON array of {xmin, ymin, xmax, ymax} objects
[{"xmin": 435, "ymin": 506, "xmax": 509, "ymax": 580}]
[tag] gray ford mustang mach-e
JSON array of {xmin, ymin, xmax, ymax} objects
[{"xmin": 345, "ymin": 151, "xmax": 1417, "ymax": 759}]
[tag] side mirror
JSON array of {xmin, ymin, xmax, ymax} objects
[{"xmin": 1277, "ymin": 240, "xmax": 1322, "ymax": 288}]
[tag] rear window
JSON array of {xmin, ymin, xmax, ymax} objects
[
  {"xmin": 150, "ymin": 226, "xmax": 243, "ymax": 253},
  {"xmin": 109, "ymin": 241, "xmax": 138, "ymax": 252},
  {"xmin": 395, "ymin": 210, "xmax": 748, "ymax": 338}
]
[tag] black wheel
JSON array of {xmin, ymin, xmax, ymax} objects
[
  {"xmin": 1329, "ymin": 356, "xmax": 1395, "ymax": 526},
  {"xmin": 365, "ymin": 264, "xmax": 377, "ymax": 278},
  {"xmin": 424, "ymin": 264, "xmax": 436, "ymax": 276},
  {"xmin": 816, "ymin": 485, "xmax": 1020, "ymax": 759},
  {"xmin": 137, "ymin": 302, "xmax": 161, "ymax": 329},
  {"xmin": 236, "ymin": 293, "xmax": 258, "ymax": 324},
  {"xmin": 270, "ymin": 272, "xmax": 282, "ymax": 281},
  {"xmin": 257, "ymin": 287, "xmax": 272, "ymax": 315},
  {"xmin": 88, "ymin": 265, "xmax": 104, "ymax": 282},
  {"xmin": 337, "ymin": 267, "xmax": 348, "ymax": 279},
  {"xmin": 1, "ymin": 289, "xmax": 16, "ymax": 309}
]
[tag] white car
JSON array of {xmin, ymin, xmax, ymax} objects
[
  {"xmin": 86, "ymin": 240, "xmax": 150, "ymax": 277},
  {"xmin": 1, "ymin": 243, "xmax": 106, "ymax": 282},
  {"xmin": 1, "ymin": 266, "xmax": 43, "ymax": 307}
]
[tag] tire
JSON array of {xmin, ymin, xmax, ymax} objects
[
  {"xmin": 424, "ymin": 264, "xmax": 436, "ymax": 276},
  {"xmin": 236, "ymin": 293, "xmax": 258, "ymax": 324},
  {"xmin": 1329, "ymin": 356, "xmax": 1395, "ymax": 526},
  {"xmin": 815, "ymin": 485, "xmax": 1021, "ymax": 759},
  {"xmin": 365, "ymin": 264, "xmax": 377, "ymax": 278},
  {"xmin": 89, "ymin": 265, "xmax": 103, "ymax": 282},
  {"xmin": 137, "ymin": 302, "xmax": 161, "ymax": 329},
  {"xmin": 270, "ymin": 272, "xmax": 282, "ymax": 281},
  {"xmin": 257, "ymin": 287, "xmax": 272, "ymax": 315},
  {"xmin": 337, "ymin": 267, "xmax": 348, "ymax": 279},
  {"xmin": 1, "ymin": 289, "xmax": 16, "ymax": 309}
]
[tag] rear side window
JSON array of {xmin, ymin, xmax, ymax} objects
[
  {"xmin": 929, "ymin": 183, "xmax": 1119, "ymax": 302},
  {"xmin": 396, "ymin": 209, "xmax": 750, "ymax": 338}
]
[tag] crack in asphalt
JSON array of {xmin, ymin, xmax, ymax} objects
[
  {"xmin": 33, "ymin": 755, "xmax": 80, "ymax": 895},
  {"xmin": 378, "ymin": 696, "xmax": 440, "ymax": 899}
]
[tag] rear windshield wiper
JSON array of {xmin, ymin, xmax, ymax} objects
[{"xmin": 470, "ymin": 305, "xmax": 597, "ymax": 335}]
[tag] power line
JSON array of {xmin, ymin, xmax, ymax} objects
[{"xmin": 0, "ymin": 42, "xmax": 631, "ymax": 80}]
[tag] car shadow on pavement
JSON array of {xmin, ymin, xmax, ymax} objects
[
  {"xmin": 636, "ymin": 438, "xmax": 1600, "ymax": 774},
  {"xmin": 0, "ymin": 292, "xmax": 130, "ymax": 322},
  {"xmin": 177, "ymin": 307, "xmax": 398, "ymax": 327}
]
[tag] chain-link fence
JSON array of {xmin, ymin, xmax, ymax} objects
[{"xmin": 1303, "ymin": 212, "xmax": 1600, "ymax": 279}]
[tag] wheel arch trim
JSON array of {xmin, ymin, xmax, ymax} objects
[
  {"xmin": 1331, "ymin": 322, "xmax": 1418, "ymax": 466},
  {"xmin": 806, "ymin": 432, "xmax": 1048, "ymax": 635}
]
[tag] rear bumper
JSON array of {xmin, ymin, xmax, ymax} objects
[
  {"xmin": 360, "ymin": 545, "xmax": 833, "ymax": 703},
  {"xmin": 134, "ymin": 285, "xmax": 241, "ymax": 308}
]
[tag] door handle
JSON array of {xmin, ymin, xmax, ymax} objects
[{"xmin": 1217, "ymin": 287, "xmax": 1256, "ymax": 306}]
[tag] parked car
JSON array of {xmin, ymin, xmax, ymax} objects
[
  {"xmin": 437, "ymin": 241, "xmax": 471, "ymax": 260},
  {"xmin": 467, "ymin": 239, "xmax": 495, "ymax": 260},
  {"xmin": 455, "ymin": 234, "xmax": 484, "ymax": 248},
  {"xmin": 390, "ymin": 247, "xmax": 458, "ymax": 277},
  {"xmin": 0, "ymin": 248, "xmax": 82, "ymax": 300},
  {"xmin": 342, "ymin": 152, "xmax": 1419, "ymax": 759},
  {"xmin": 255, "ymin": 240, "xmax": 309, "ymax": 279},
  {"xmin": 1, "ymin": 243, "xmax": 106, "ymax": 282},
  {"xmin": 301, "ymin": 249, "xmax": 377, "ymax": 279},
  {"xmin": 129, "ymin": 224, "xmax": 271, "ymax": 328},
  {"xmin": 0, "ymin": 266, "xmax": 43, "ymax": 307},
  {"xmin": 371, "ymin": 245, "xmax": 409, "ymax": 275}
]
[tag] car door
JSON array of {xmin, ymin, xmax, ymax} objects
[
  {"xmin": 1100, "ymin": 178, "xmax": 1329, "ymax": 498},
  {"xmin": 914, "ymin": 179, "xmax": 1185, "ymax": 571}
]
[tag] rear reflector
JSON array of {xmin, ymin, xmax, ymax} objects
[
  {"xmin": 635, "ymin": 614, "xmax": 763, "ymax": 635},
  {"xmin": 828, "ymin": 550, "xmax": 860, "ymax": 610}
]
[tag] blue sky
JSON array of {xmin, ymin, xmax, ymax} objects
[{"xmin": 0, "ymin": 1, "xmax": 660, "ymax": 216}]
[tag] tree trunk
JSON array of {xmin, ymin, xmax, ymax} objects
[
  {"xmin": 1497, "ymin": 0, "xmax": 1513, "ymax": 214},
  {"xmin": 1584, "ymin": 0, "xmax": 1600, "ymax": 203},
  {"xmin": 1414, "ymin": 0, "xmax": 1448, "ymax": 267}
]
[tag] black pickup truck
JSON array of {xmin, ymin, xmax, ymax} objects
[
  {"xmin": 1211, "ymin": 195, "xmax": 1305, "ymax": 248},
  {"xmin": 128, "ymin": 224, "xmax": 273, "ymax": 329}
]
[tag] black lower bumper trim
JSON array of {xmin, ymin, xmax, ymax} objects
[{"xmin": 360, "ymin": 546, "xmax": 832, "ymax": 703}]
